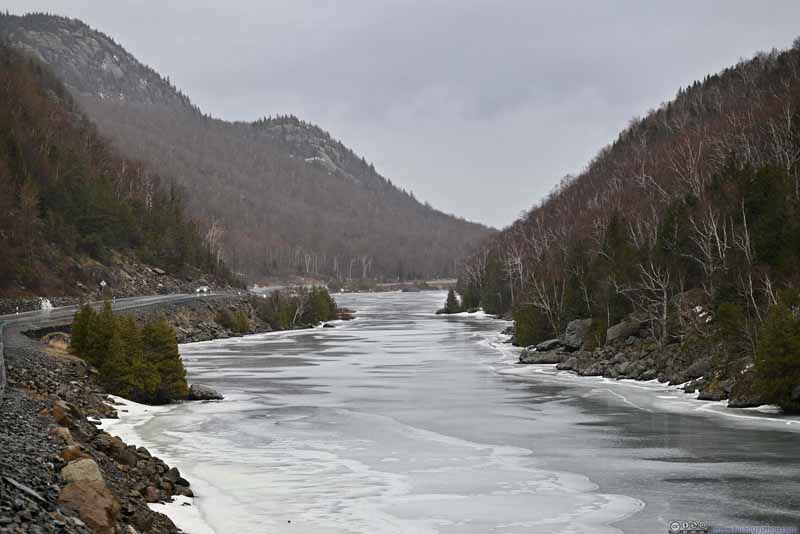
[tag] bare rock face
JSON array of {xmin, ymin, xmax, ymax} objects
[
  {"xmin": 61, "ymin": 458, "xmax": 104, "ymax": 483},
  {"xmin": 58, "ymin": 480, "xmax": 120, "ymax": 534},
  {"xmin": 0, "ymin": 13, "xmax": 193, "ymax": 111}
]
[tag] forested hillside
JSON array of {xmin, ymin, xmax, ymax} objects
[
  {"xmin": 1, "ymin": 13, "xmax": 492, "ymax": 282},
  {"xmin": 459, "ymin": 40, "xmax": 800, "ymax": 410},
  {"xmin": 0, "ymin": 43, "xmax": 232, "ymax": 296}
]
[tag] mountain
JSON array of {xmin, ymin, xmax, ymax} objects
[
  {"xmin": 1, "ymin": 13, "xmax": 492, "ymax": 282},
  {"xmin": 0, "ymin": 42, "xmax": 234, "ymax": 297},
  {"xmin": 457, "ymin": 41, "xmax": 800, "ymax": 410}
]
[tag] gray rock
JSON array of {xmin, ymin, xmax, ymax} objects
[
  {"xmin": 519, "ymin": 350, "xmax": 568, "ymax": 364},
  {"xmin": 557, "ymin": 356, "xmax": 579, "ymax": 371},
  {"xmin": 188, "ymin": 384, "xmax": 224, "ymax": 401},
  {"xmin": 117, "ymin": 447, "xmax": 139, "ymax": 467},
  {"xmin": 579, "ymin": 365, "xmax": 603, "ymax": 377},
  {"xmin": 640, "ymin": 368, "xmax": 658, "ymax": 381},
  {"xmin": 683, "ymin": 378, "xmax": 705, "ymax": 393},
  {"xmin": 606, "ymin": 318, "xmax": 645, "ymax": 343},
  {"xmin": 728, "ymin": 371, "xmax": 763, "ymax": 408},
  {"xmin": 685, "ymin": 357, "xmax": 711, "ymax": 379},
  {"xmin": 698, "ymin": 387, "xmax": 727, "ymax": 401},
  {"xmin": 535, "ymin": 338, "xmax": 562, "ymax": 352},
  {"xmin": 174, "ymin": 485, "xmax": 194, "ymax": 498},
  {"xmin": 164, "ymin": 467, "xmax": 181, "ymax": 483},
  {"xmin": 561, "ymin": 319, "xmax": 592, "ymax": 351}
]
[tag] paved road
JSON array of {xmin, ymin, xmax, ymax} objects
[
  {"xmin": 0, "ymin": 292, "xmax": 233, "ymax": 332},
  {"xmin": 0, "ymin": 291, "xmax": 233, "ymax": 403}
]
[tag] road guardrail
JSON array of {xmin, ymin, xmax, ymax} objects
[{"xmin": 0, "ymin": 321, "xmax": 6, "ymax": 404}]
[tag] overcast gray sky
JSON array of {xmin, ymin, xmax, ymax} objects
[{"xmin": 8, "ymin": 1, "xmax": 800, "ymax": 228}]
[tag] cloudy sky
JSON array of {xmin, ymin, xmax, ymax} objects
[{"xmin": 8, "ymin": 1, "xmax": 800, "ymax": 228}]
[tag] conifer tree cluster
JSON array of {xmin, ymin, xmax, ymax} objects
[
  {"xmin": 253, "ymin": 286, "xmax": 337, "ymax": 330},
  {"xmin": 438, "ymin": 289, "xmax": 462, "ymax": 314},
  {"xmin": 71, "ymin": 302, "xmax": 188, "ymax": 404}
]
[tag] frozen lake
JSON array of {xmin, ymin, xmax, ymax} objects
[{"xmin": 104, "ymin": 291, "xmax": 800, "ymax": 534}]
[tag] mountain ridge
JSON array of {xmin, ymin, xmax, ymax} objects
[{"xmin": 1, "ymin": 12, "xmax": 492, "ymax": 281}]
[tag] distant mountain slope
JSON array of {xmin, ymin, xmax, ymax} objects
[
  {"xmin": 1, "ymin": 13, "xmax": 492, "ymax": 281},
  {"xmin": 0, "ymin": 43, "xmax": 232, "ymax": 297}
]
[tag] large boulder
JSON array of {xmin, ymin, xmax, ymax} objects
[
  {"xmin": 163, "ymin": 466, "xmax": 181, "ymax": 483},
  {"xmin": 606, "ymin": 317, "xmax": 645, "ymax": 343},
  {"xmin": 42, "ymin": 332, "xmax": 71, "ymax": 351},
  {"xmin": 50, "ymin": 426, "xmax": 75, "ymax": 445},
  {"xmin": 728, "ymin": 370, "xmax": 764, "ymax": 409},
  {"xmin": 519, "ymin": 349, "xmax": 569, "ymax": 364},
  {"xmin": 116, "ymin": 446, "xmax": 139, "ymax": 467},
  {"xmin": 535, "ymin": 338, "xmax": 562, "ymax": 352},
  {"xmin": 61, "ymin": 458, "xmax": 104, "ymax": 483},
  {"xmin": 188, "ymin": 384, "xmax": 224, "ymax": 401},
  {"xmin": 557, "ymin": 355, "xmax": 579, "ymax": 371},
  {"xmin": 561, "ymin": 319, "xmax": 593, "ymax": 351},
  {"xmin": 58, "ymin": 480, "xmax": 120, "ymax": 534}
]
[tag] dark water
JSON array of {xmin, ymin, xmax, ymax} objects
[{"xmin": 114, "ymin": 292, "xmax": 800, "ymax": 534}]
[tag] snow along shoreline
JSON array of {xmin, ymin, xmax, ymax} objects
[
  {"xmin": 100, "ymin": 396, "xmax": 219, "ymax": 534},
  {"xmin": 484, "ymin": 330, "xmax": 800, "ymax": 431}
]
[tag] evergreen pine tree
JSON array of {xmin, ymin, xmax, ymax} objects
[
  {"xmin": 444, "ymin": 289, "xmax": 461, "ymax": 314},
  {"xmin": 754, "ymin": 303, "xmax": 800, "ymax": 412},
  {"xmin": 84, "ymin": 301, "xmax": 114, "ymax": 368},
  {"xmin": 142, "ymin": 319, "xmax": 188, "ymax": 403},
  {"xmin": 70, "ymin": 303, "xmax": 95, "ymax": 356},
  {"xmin": 102, "ymin": 319, "xmax": 132, "ymax": 397},
  {"xmin": 120, "ymin": 316, "xmax": 158, "ymax": 403}
]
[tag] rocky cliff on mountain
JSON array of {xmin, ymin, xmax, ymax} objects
[{"xmin": 0, "ymin": 13, "xmax": 193, "ymax": 111}]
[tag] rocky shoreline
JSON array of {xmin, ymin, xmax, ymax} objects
[
  {"xmin": 124, "ymin": 295, "xmax": 270, "ymax": 344},
  {"xmin": 0, "ymin": 329, "xmax": 197, "ymax": 533},
  {"xmin": 103, "ymin": 294, "xmax": 351, "ymax": 344},
  {"xmin": 0, "ymin": 291, "xmax": 354, "ymax": 533},
  {"xmin": 513, "ymin": 314, "xmax": 764, "ymax": 409}
]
